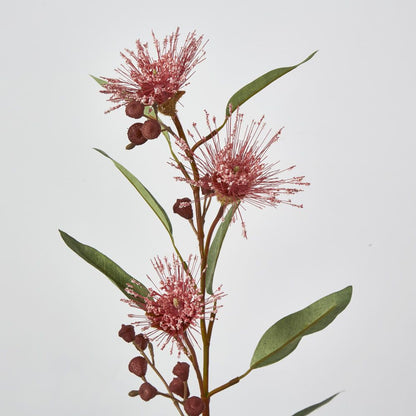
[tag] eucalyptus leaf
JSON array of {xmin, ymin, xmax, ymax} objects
[
  {"xmin": 225, "ymin": 51, "xmax": 317, "ymax": 116},
  {"xmin": 59, "ymin": 230, "xmax": 148, "ymax": 306},
  {"xmin": 90, "ymin": 75, "xmax": 107, "ymax": 87},
  {"xmin": 94, "ymin": 148, "xmax": 173, "ymax": 235},
  {"xmin": 205, "ymin": 204, "xmax": 238, "ymax": 294},
  {"xmin": 250, "ymin": 286, "xmax": 352, "ymax": 369},
  {"xmin": 291, "ymin": 393, "xmax": 340, "ymax": 416}
]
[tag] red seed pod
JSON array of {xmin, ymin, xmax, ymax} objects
[
  {"xmin": 133, "ymin": 333, "xmax": 149, "ymax": 351},
  {"xmin": 173, "ymin": 198, "xmax": 193, "ymax": 220},
  {"xmin": 138, "ymin": 382, "xmax": 158, "ymax": 401},
  {"xmin": 128, "ymin": 356, "xmax": 148, "ymax": 377},
  {"xmin": 141, "ymin": 119, "xmax": 161, "ymax": 140},
  {"xmin": 172, "ymin": 361, "xmax": 190, "ymax": 381},
  {"xmin": 125, "ymin": 101, "xmax": 144, "ymax": 119},
  {"xmin": 169, "ymin": 377, "xmax": 185, "ymax": 397},
  {"xmin": 184, "ymin": 396, "xmax": 205, "ymax": 416},
  {"xmin": 118, "ymin": 324, "xmax": 135, "ymax": 342},
  {"xmin": 127, "ymin": 123, "xmax": 147, "ymax": 145}
]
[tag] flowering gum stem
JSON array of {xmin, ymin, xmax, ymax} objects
[
  {"xmin": 203, "ymin": 205, "xmax": 225, "ymax": 259},
  {"xmin": 191, "ymin": 117, "xmax": 227, "ymax": 153},
  {"xmin": 182, "ymin": 332, "xmax": 204, "ymax": 395},
  {"xmin": 202, "ymin": 194, "xmax": 212, "ymax": 219},
  {"xmin": 207, "ymin": 302, "xmax": 217, "ymax": 341},
  {"xmin": 208, "ymin": 368, "xmax": 252, "ymax": 397}
]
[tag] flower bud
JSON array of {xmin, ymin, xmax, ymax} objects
[
  {"xmin": 169, "ymin": 377, "xmax": 185, "ymax": 397},
  {"xmin": 184, "ymin": 396, "xmax": 205, "ymax": 416},
  {"xmin": 127, "ymin": 123, "xmax": 147, "ymax": 145},
  {"xmin": 133, "ymin": 333, "xmax": 149, "ymax": 351},
  {"xmin": 125, "ymin": 101, "xmax": 144, "ymax": 119},
  {"xmin": 138, "ymin": 382, "xmax": 157, "ymax": 401},
  {"xmin": 141, "ymin": 119, "xmax": 161, "ymax": 140},
  {"xmin": 172, "ymin": 361, "xmax": 190, "ymax": 381},
  {"xmin": 173, "ymin": 198, "xmax": 193, "ymax": 220},
  {"xmin": 118, "ymin": 324, "xmax": 135, "ymax": 342},
  {"xmin": 200, "ymin": 174, "xmax": 214, "ymax": 195},
  {"xmin": 128, "ymin": 356, "xmax": 148, "ymax": 377}
]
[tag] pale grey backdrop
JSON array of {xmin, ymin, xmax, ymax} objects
[{"xmin": 1, "ymin": 0, "xmax": 415, "ymax": 415}]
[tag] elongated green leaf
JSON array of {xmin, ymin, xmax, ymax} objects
[
  {"xmin": 90, "ymin": 75, "xmax": 107, "ymax": 87},
  {"xmin": 226, "ymin": 51, "xmax": 317, "ymax": 116},
  {"xmin": 95, "ymin": 148, "xmax": 173, "ymax": 235},
  {"xmin": 59, "ymin": 230, "xmax": 148, "ymax": 306},
  {"xmin": 206, "ymin": 204, "xmax": 238, "ymax": 294},
  {"xmin": 250, "ymin": 286, "xmax": 352, "ymax": 369},
  {"xmin": 292, "ymin": 393, "xmax": 340, "ymax": 416}
]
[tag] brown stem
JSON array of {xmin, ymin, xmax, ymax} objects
[
  {"xmin": 203, "ymin": 205, "xmax": 225, "ymax": 258},
  {"xmin": 182, "ymin": 332, "xmax": 204, "ymax": 395},
  {"xmin": 191, "ymin": 118, "xmax": 227, "ymax": 153},
  {"xmin": 208, "ymin": 368, "xmax": 252, "ymax": 398},
  {"xmin": 171, "ymin": 113, "xmax": 212, "ymax": 416}
]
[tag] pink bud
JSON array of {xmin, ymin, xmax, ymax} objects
[
  {"xmin": 125, "ymin": 101, "xmax": 144, "ymax": 119},
  {"xmin": 133, "ymin": 333, "xmax": 149, "ymax": 351},
  {"xmin": 169, "ymin": 377, "xmax": 185, "ymax": 397},
  {"xmin": 173, "ymin": 198, "xmax": 193, "ymax": 220},
  {"xmin": 141, "ymin": 119, "xmax": 161, "ymax": 140},
  {"xmin": 127, "ymin": 123, "xmax": 147, "ymax": 145},
  {"xmin": 184, "ymin": 396, "xmax": 205, "ymax": 416},
  {"xmin": 138, "ymin": 382, "xmax": 157, "ymax": 401},
  {"xmin": 118, "ymin": 324, "xmax": 135, "ymax": 342},
  {"xmin": 128, "ymin": 356, "xmax": 147, "ymax": 377},
  {"xmin": 173, "ymin": 361, "xmax": 190, "ymax": 381}
]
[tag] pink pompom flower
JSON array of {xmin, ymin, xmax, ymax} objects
[
  {"xmin": 195, "ymin": 111, "xmax": 309, "ymax": 208},
  {"xmin": 123, "ymin": 255, "xmax": 222, "ymax": 352},
  {"xmin": 101, "ymin": 28, "xmax": 206, "ymax": 111},
  {"xmin": 187, "ymin": 111, "xmax": 309, "ymax": 235}
]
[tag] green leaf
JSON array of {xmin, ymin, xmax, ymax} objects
[
  {"xmin": 225, "ymin": 51, "xmax": 317, "ymax": 116},
  {"xmin": 292, "ymin": 392, "xmax": 340, "ymax": 416},
  {"xmin": 205, "ymin": 204, "xmax": 238, "ymax": 294},
  {"xmin": 59, "ymin": 230, "xmax": 148, "ymax": 306},
  {"xmin": 90, "ymin": 75, "xmax": 107, "ymax": 87},
  {"xmin": 250, "ymin": 286, "xmax": 352, "ymax": 369},
  {"xmin": 94, "ymin": 148, "xmax": 173, "ymax": 235}
]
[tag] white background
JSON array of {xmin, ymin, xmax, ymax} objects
[{"xmin": 1, "ymin": 1, "xmax": 415, "ymax": 415}]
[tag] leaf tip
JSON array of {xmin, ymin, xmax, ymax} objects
[
  {"xmin": 93, "ymin": 148, "xmax": 110, "ymax": 158},
  {"xmin": 90, "ymin": 74, "xmax": 107, "ymax": 87}
]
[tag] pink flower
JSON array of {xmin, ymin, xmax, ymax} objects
[
  {"xmin": 101, "ymin": 28, "xmax": 206, "ymax": 111},
  {"xmin": 124, "ymin": 255, "xmax": 222, "ymax": 352},
  {"xmin": 195, "ymin": 111, "xmax": 309, "ymax": 209}
]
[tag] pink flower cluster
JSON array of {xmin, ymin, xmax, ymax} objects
[
  {"xmin": 195, "ymin": 112, "xmax": 309, "ymax": 209},
  {"xmin": 124, "ymin": 255, "xmax": 222, "ymax": 351},
  {"xmin": 102, "ymin": 28, "xmax": 205, "ymax": 111}
]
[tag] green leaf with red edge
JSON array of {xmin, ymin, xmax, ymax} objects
[
  {"xmin": 90, "ymin": 75, "xmax": 107, "ymax": 87},
  {"xmin": 94, "ymin": 148, "xmax": 173, "ymax": 236},
  {"xmin": 250, "ymin": 286, "xmax": 352, "ymax": 369},
  {"xmin": 291, "ymin": 392, "xmax": 340, "ymax": 416},
  {"xmin": 59, "ymin": 230, "xmax": 148, "ymax": 306},
  {"xmin": 205, "ymin": 203, "xmax": 239, "ymax": 294},
  {"xmin": 225, "ymin": 51, "xmax": 317, "ymax": 116}
]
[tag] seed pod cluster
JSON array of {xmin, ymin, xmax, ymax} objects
[{"xmin": 124, "ymin": 101, "xmax": 162, "ymax": 148}]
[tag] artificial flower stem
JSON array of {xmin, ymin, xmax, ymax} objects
[
  {"xmin": 191, "ymin": 117, "xmax": 227, "ymax": 153},
  {"xmin": 208, "ymin": 368, "xmax": 253, "ymax": 398},
  {"xmin": 207, "ymin": 305, "xmax": 217, "ymax": 341},
  {"xmin": 171, "ymin": 112, "xmax": 212, "ymax": 414},
  {"xmin": 182, "ymin": 332, "xmax": 204, "ymax": 396},
  {"xmin": 203, "ymin": 205, "xmax": 225, "ymax": 259}
]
